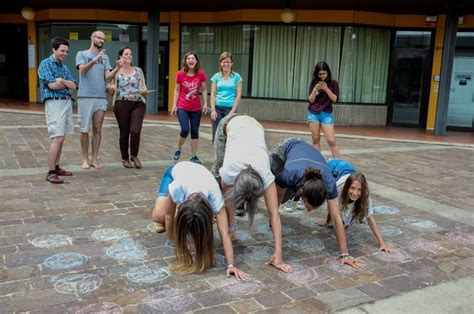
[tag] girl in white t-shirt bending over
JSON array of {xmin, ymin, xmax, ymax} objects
[{"xmin": 152, "ymin": 161, "xmax": 248, "ymax": 279}]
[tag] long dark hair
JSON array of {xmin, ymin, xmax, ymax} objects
[
  {"xmin": 172, "ymin": 193, "xmax": 215, "ymax": 274},
  {"xmin": 225, "ymin": 165, "xmax": 264, "ymax": 226},
  {"xmin": 340, "ymin": 172, "xmax": 369, "ymax": 223},
  {"xmin": 301, "ymin": 167, "xmax": 327, "ymax": 208},
  {"xmin": 309, "ymin": 61, "xmax": 333, "ymax": 91},
  {"xmin": 182, "ymin": 52, "xmax": 201, "ymax": 74},
  {"xmin": 117, "ymin": 46, "xmax": 133, "ymax": 66}
]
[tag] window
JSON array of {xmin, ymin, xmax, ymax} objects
[
  {"xmin": 339, "ymin": 27, "xmax": 391, "ymax": 103},
  {"xmin": 180, "ymin": 24, "xmax": 390, "ymax": 104}
]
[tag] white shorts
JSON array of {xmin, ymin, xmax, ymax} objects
[
  {"xmin": 45, "ymin": 99, "xmax": 74, "ymax": 138},
  {"xmin": 78, "ymin": 98, "xmax": 108, "ymax": 133}
]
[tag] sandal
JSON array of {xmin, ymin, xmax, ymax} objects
[
  {"xmin": 122, "ymin": 160, "xmax": 133, "ymax": 168},
  {"xmin": 131, "ymin": 156, "xmax": 142, "ymax": 169}
]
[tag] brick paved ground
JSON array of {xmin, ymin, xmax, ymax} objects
[{"xmin": 0, "ymin": 110, "xmax": 473, "ymax": 313}]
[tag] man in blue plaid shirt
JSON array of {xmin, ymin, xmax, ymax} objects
[{"xmin": 38, "ymin": 37, "xmax": 77, "ymax": 184}]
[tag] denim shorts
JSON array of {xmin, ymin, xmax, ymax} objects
[
  {"xmin": 156, "ymin": 165, "xmax": 174, "ymax": 197},
  {"xmin": 307, "ymin": 111, "xmax": 334, "ymax": 125}
]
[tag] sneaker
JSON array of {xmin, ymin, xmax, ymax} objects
[
  {"xmin": 154, "ymin": 222, "xmax": 165, "ymax": 233},
  {"xmin": 296, "ymin": 200, "xmax": 306, "ymax": 210},
  {"xmin": 46, "ymin": 173, "xmax": 64, "ymax": 184},
  {"xmin": 172, "ymin": 149, "xmax": 181, "ymax": 161},
  {"xmin": 190, "ymin": 155, "xmax": 202, "ymax": 164},
  {"xmin": 55, "ymin": 167, "xmax": 73, "ymax": 176},
  {"xmin": 280, "ymin": 200, "xmax": 294, "ymax": 212},
  {"xmin": 235, "ymin": 208, "xmax": 246, "ymax": 217}
]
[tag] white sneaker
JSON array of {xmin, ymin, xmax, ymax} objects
[
  {"xmin": 280, "ymin": 200, "xmax": 294, "ymax": 212},
  {"xmin": 296, "ymin": 200, "xmax": 306, "ymax": 210}
]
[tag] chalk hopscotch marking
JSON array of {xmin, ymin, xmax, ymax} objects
[
  {"xmin": 244, "ymin": 245, "xmax": 273, "ymax": 261},
  {"xmin": 299, "ymin": 218, "xmax": 319, "ymax": 229},
  {"xmin": 54, "ymin": 273, "xmax": 102, "ymax": 295},
  {"xmin": 405, "ymin": 238, "xmax": 447, "ymax": 254},
  {"xmin": 373, "ymin": 205, "xmax": 400, "ymax": 215},
  {"xmin": 31, "ymin": 234, "xmax": 72, "ymax": 248},
  {"xmin": 327, "ymin": 258, "xmax": 358, "ymax": 275},
  {"xmin": 279, "ymin": 262, "xmax": 319, "ymax": 286},
  {"xmin": 91, "ymin": 228, "xmax": 130, "ymax": 242},
  {"xmin": 284, "ymin": 238, "xmax": 325, "ymax": 253},
  {"xmin": 378, "ymin": 225, "xmax": 402, "ymax": 237},
  {"xmin": 404, "ymin": 217, "xmax": 438, "ymax": 229},
  {"xmin": 126, "ymin": 263, "xmax": 170, "ymax": 284},
  {"xmin": 209, "ymin": 253, "xmax": 227, "ymax": 271},
  {"xmin": 219, "ymin": 278, "xmax": 265, "ymax": 296},
  {"xmin": 445, "ymin": 230, "xmax": 474, "ymax": 245},
  {"xmin": 43, "ymin": 252, "xmax": 88, "ymax": 270},
  {"xmin": 235, "ymin": 229, "xmax": 252, "ymax": 241},
  {"xmin": 75, "ymin": 302, "xmax": 123, "ymax": 314},
  {"xmin": 106, "ymin": 238, "xmax": 148, "ymax": 262},
  {"xmin": 256, "ymin": 223, "xmax": 292, "ymax": 235},
  {"xmin": 139, "ymin": 289, "xmax": 196, "ymax": 313},
  {"xmin": 147, "ymin": 223, "xmax": 157, "ymax": 233},
  {"xmin": 372, "ymin": 250, "xmax": 410, "ymax": 262}
]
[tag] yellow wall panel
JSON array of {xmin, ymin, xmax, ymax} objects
[
  {"xmin": 296, "ymin": 10, "xmax": 354, "ymax": 23},
  {"xmin": 168, "ymin": 13, "xmax": 180, "ymax": 111},
  {"xmin": 97, "ymin": 10, "xmax": 141, "ymax": 23},
  {"xmin": 395, "ymin": 15, "xmax": 434, "ymax": 28},
  {"xmin": 426, "ymin": 15, "xmax": 446, "ymax": 130},
  {"xmin": 354, "ymin": 11, "xmax": 395, "ymax": 26},
  {"xmin": 213, "ymin": 10, "xmax": 244, "ymax": 23},
  {"xmin": 459, "ymin": 15, "xmax": 474, "ymax": 28},
  {"xmin": 27, "ymin": 20, "xmax": 37, "ymax": 102},
  {"xmin": 242, "ymin": 10, "xmax": 282, "ymax": 22},
  {"xmin": 0, "ymin": 14, "xmax": 26, "ymax": 24},
  {"xmin": 180, "ymin": 12, "xmax": 214, "ymax": 23}
]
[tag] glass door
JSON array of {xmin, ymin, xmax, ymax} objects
[
  {"xmin": 389, "ymin": 50, "xmax": 431, "ymax": 126},
  {"xmin": 388, "ymin": 31, "xmax": 432, "ymax": 127}
]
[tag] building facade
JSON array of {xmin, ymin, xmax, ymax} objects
[{"xmin": 0, "ymin": 5, "xmax": 473, "ymax": 132}]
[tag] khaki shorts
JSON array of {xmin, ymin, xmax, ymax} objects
[
  {"xmin": 78, "ymin": 98, "xmax": 108, "ymax": 133},
  {"xmin": 45, "ymin": 99, "xmax": 74, "ymax": 138}
]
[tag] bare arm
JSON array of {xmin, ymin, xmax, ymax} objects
[
  {"xmin": 276, "ymin": 185, "xmax": 287, "ymax": 205},
  {"xmin": 164, "ymin": 198, "xmax": 177, "ymax": 242},
  {"xmin": 201, "ymin": 82, "xmax": 208, "ymax": 114},
  {"xmin": 265, "ymin": 182, "xmax": 293, "ymax": 273},
  {"xmin": 171, "ymin": 84, "xmax": 180, "ymax": 115},
  {"xmin": 47, "ymin": 78, "xmax": 76, "ymax": 91},
  {"xmin": 210, "ymin": 82, "xmax": 217, "ymax": 121},
  {"xmin": 367, "ymin": 215, "xmax": 398, "ymax": 254},
  {"xmin": 230, "ymin": 82, "xmax": 242, "ymax": 114},
  {"xmin": 321, "ymin": 82, "xmax": 338, "ymax": 103},
  {"xmin": 215, "ymin": 207, "xmax": 249, "ymax": 280},
  {"xmin": 327, "ymin": 198, "xmax": 365, "ymax": 269}
]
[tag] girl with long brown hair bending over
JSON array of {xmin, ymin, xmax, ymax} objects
[{"xmin": 152, "ymin": 161, "xmax": 248, "ymax": 278}]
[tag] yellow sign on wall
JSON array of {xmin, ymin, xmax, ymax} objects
[
  {"xmin": 69, "ymin": 32, "xmax": 79, "ymax": 40},
  {"xmin": 104, "ymin": 31, "xmax": 112, "ymax": 41}
]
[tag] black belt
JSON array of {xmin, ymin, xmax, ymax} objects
[{"xmin": 44, "ymin": 96, "xmax": 71, "ymax": 101}]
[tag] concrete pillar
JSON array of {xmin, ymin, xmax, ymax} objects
[{"xmin": 145, "ymin": 8, "xmax": 160, "ymax": 115}]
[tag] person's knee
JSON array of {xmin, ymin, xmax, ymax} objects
[
  {"xmin": 92, "ymin": 124, "xmax": 102, "ymax": 135},
  {"xmin": 130, "ymin": 128, "xmax": 141, "ymax": 138},
  {"xmin": 312, "ymin": 136, "xmax": 321, "ymax": 145},
  {"xmin": 327, "ymin": 138, "xmax": 337, "ymax": 147},
  {"xmin": 180, "ymin": 128, "xmax": 189, "ymax": 138},
  {"xmin": 190, "ymin": 129, "xmax": 199, "ymax": 139}
]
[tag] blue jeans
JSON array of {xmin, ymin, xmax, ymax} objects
[
  {"xmin": 156, "ymin": 165, "xmax": 174, "ymax": 196},
  {"xmin": 211, "ymin": 106, "xmax": 233, "ymax": 143},
  {"xmin": 177, "ymin": 109, "xmax": 201, "ymax": 139}
]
